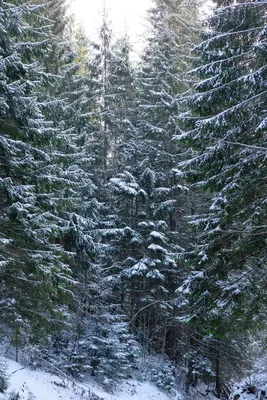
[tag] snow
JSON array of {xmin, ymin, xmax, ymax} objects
[
  {"xmin": 0, "ymin": 357, "xmax": 178, "ymax": 400},
  {"xmin": 149, "ymin": 231, "xmax": 167, "ymax": 242},
  {"xmin": 148, "ymin": 244, "xmax": 167, "ymax": 253},
  {"xmin": 230, "ymin": 372, "xmax": 267, "ymax": 400}
]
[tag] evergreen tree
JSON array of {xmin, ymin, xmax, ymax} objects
[
  {"xmin": 179, "ymin": 0, "xmax": 267, "ymax": 393},
  {"xmin": 0, "ymin": 0, "xmax": 102, "ymax": 359},
  {"xmin": 106, "ymin": 0, "xmax": 199, "ymax": 358},
  {"xmin": 105, "ymin": 34, "xmax": 137, "ymax": 175},
  {"xmin": 86, "ymin": 6, "xmax": 113, "ymax": 184},
  {"xmin": 0, "ymin": 0, "xmax": 75, "ymax": 350},
  {"xmin": 43, "ymin": 14, "xmax": 141, "ymax": 384}
]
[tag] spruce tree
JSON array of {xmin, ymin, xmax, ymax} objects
[
  {"xmin": 179, "ymin": 0, "xmax": 267, "ymax": 393},
  {"xmin": 0, "ymin": 0, "xmax": 76, "ymax": 350},
  {"xmin": 47, "ymin": 14, "xmax": 141, "ymax": 383},
  {"xmin": 107, "ymin": 0, "xmax": 199, "ymax": 357},
  {"xmin": 0, "ymin": 0, "xmax": 102, "ymax": 359}
]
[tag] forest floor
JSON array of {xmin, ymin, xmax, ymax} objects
[
  {"xmin": 229, "ymin": 369, "xmax": 267, "ymax": 400},
  {"xmin": 1, "ymin": 355, "xmax": 266, "ymax": 400},
  {"xmin": 0, "ymin": 356, "xmax": 181, "ymax": 400}
]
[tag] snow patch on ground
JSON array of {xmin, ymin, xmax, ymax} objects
[
  {"xmin": 0, "ymin": 357, "xmax": 179, "ymax": 400},
  {"xmin": 230, "ymin": 372, "xmax": 267, "ymax": 400}
]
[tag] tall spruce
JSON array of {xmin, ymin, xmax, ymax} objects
[
  {"xmin": 178, "ymin": 0, "xmax": 267, "ymax": 393},
  {"xmin": 107, "ymin": 0, "xmax": 199, "ymax": 358},
  {"xmin": 0, "ymin": 0, "xmax": 76, "ymax": 351},
  {"xmin": 50, "ymin": 14, "xmax": 141, "ymax": 384},
  {"xmin": 26, "ymin": 1, "xmax": 114, "ymax": 378}
]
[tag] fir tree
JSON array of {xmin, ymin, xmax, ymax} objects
[
  {"xmin": 44, "ymin": 14, "xmax": 141, "ymax": 383},
  {"xmin": 106, "ymin": 0, "xmax": 199, "ymax": 357},
  {"xmin": 178, "ymin": 0, "xmax": 267, "ymax": 393},
  {"xmin": 0, "ymin": 0, "xmax": 75, "ymax": 350}
]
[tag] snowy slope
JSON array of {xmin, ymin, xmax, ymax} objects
[
  {"xmin": 0, "ymin": 357, "xmax": 179, "ymax": 400},
  {"xmin": 230, "ymin": 371, "xmax": 267, "ymax": 400},
  {"xmin": 4, "ymin": 355, "xmax": 267, "ymax": 400}
]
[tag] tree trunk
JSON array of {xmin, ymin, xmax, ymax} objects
[{"xmin": 215, "ymin": 345, "xmax": 221, "ymax": 398}]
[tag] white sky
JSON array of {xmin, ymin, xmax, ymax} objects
[{"xmin": 70, "ymin": 0, "xmax": 153, "ymax": 45}]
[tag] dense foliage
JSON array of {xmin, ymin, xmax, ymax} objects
[
  {"xmin": 177, "ymin": 0, "xmax": 267, "ymax": 394},
  {"xmin": 0, "ymin": 0, "xmax": 266, "ymax": 397}
]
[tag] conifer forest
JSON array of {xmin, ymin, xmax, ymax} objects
[{"xmin": 0, "ymin": 0, "xmax": 266, "ymax": 398}]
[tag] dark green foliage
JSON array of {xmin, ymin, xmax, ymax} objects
[
  {"xmin": 182, "ymin": 0, "xmax": 267, "ymax": 330},
  {"xmin": 2, "ymin": 0, "xmax": 264, "ymax": 391},
  {"xmin": 0, "ymin": 0, "xmax": 99, "ymax": 352},
  {"xmin": 178, "ymin": 0, "xmax": 267, "ymax": 392},
  {"xmin": 46, "ymin": 17, "xmax": 141, "ymax": 386},
  {"xmin": 103, "ymin": 0, "xmax": 200, "ymax": 361},
  {"xmin": 0, "ymin": 0, "xmax": 75, "ymax": 345}
]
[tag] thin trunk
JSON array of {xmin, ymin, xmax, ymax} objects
[
  {"xmin": 15, "ymin": 327, "xmax": 19, "ymax": 362},
  {"xmin": 215, "ymin": 345, "xmax": 221, "ymax": 397}
]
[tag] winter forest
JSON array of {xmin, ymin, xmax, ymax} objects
[{"xmin": 0, "ymin": 0, "xmax": 266, "ymax": 398}]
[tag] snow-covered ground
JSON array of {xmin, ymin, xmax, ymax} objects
[
  {"xmin": 3, "ymin": 354, "xmax": 267, "ymax": 400},
  {"xmin": 230, "ymin": 369, "xmax": 267, "ymax": 400},
  {"xmin": 0, "ymin": 357, "xmax": 180, "ymax": 400}
]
